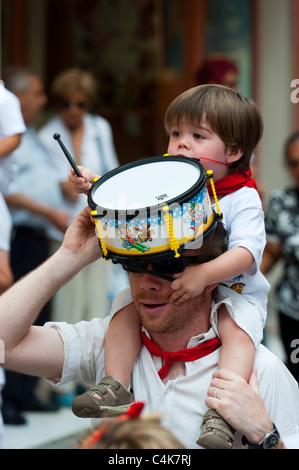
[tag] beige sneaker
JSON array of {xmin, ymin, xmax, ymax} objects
[
  {"xmin": 196, "ymin": 408, "xmax": 235, "ymax": 449},
  {"xmin": 71, "ymin": 376, "xmax": 134, "ymax": 418}
]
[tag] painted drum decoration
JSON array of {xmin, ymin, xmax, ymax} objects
[{"xmin": 88, "ymin": 156, "xmax": 221, "ymax": 268}]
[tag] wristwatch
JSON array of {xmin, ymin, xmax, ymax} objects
[{"xmin": 246, "ymin": 423, "xmax": 280, "ymax": 449}]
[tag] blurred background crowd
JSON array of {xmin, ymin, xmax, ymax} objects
[{"xmin": 0, "ymin": 0, "xmax": 298, "ymax": 444}]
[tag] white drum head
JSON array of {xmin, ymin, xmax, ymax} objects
[{"xmin": 91, "ymin": 158, "xmax": 202, "ymax": 211}]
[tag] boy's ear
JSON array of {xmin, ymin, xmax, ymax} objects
[{"xmin": 226, "ymin": 147, "xmax": 243, "ymax": 164}]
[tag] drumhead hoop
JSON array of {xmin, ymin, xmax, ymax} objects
[{"xmin": 88, "ymin": 156, "xmax": 206, "ymax": 215}]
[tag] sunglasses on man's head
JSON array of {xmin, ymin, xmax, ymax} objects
[
  {"xmin": 60, "ymin": 101, "xmax": 87, "ymax": 109},
  {"xmin": 122, "ymin": 254, "xmax": 215, "ymax": 282}
]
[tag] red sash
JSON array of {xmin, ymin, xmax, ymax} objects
[
  {"xmin": 208, "ymin": 170, "xmax": 257, "ymax": 196},
  {"xmin": 142, "ymin": 331, "xmax": 221, "ymax": 379}
]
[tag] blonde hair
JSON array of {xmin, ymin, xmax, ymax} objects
[
  {"xmin": 51, "ymin": 68, "xmax": 97, "ymax": 106},
  {"xmin": 164, "ymin": 84, "xmax": 263, "ymax": 173},
  {"xmin": 78, "ymin": 413, "xmax": 185, "ymax": 449}
]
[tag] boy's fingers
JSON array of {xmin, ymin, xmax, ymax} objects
[
  {"xmin": 168, "ymin": 290, "xmax": 183, "ymax": 303},
  {"xmin": 171, "ymin": 279, "xmax": 181, "ymax": 290}
]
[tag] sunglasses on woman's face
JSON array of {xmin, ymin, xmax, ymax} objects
[{"xmin": 60, "ymin": 101, "xmax": 87, "ymax": 109}]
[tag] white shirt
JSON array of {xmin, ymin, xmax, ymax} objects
[
  {"xmin": 0, "ymin": 193, "xmax": 12, "ymax": 252},
  {"xmin": 46, "ymin": 286, "xmax": 299, "ymax": 450},
  {"xmin": 0, "ymin": 194, "xmax": 9, "ymax": 394},
  {"xmin": 219, "ymin": 187, "xmax": 270, "ymax": 308},
  {"xmin": 4, "ymin": 127, "xmax": 66, "ymax": 231},
  {"xmin": 0, "ymin": 85, "xmax": 26, "ymax": 192},
  {"xmin": 217, "ymin": 187, "xmax": 270, "ymax": 347}
]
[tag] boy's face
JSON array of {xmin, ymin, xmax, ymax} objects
[{"xmin": 167, "ymin": 116, "xmax": 235, "ymax": 181}]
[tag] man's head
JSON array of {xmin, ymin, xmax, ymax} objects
[
  {"xmin": 129, "ymin": 222, "xmax": 227, "ymax": 343},
  {"xmin": 164, "ymin": 84, "xmax": 263, "ymax": 174},
  {"xmin": 2, "ymin": 66, "xmax": 47, "ymax": 126}
]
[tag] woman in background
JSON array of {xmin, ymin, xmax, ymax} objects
[{"xmin": 38, "ymin": 68, "xmax": 128, "ymax": 323}]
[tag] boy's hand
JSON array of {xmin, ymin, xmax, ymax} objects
[
  {"xmin": 68, "ymin": 166, "xmax": 101, "ymax": 195},
  {"xmin": 169, "ymin": 264, "xmax": 207, "ymax": 304}
]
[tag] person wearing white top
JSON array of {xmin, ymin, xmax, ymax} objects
[
  {"xmin": 0, "ymin": 82, "xmax": 26, "ymax": 192},
  {"xmin": 38, "ymin": 113, "xmax": 119, "ymax": 233},
  {"xmin": 1, "ymin": 66, "xmax": 71, "ymax": 424},
  {"xmin": 38, "ymin": 69, "xmax": 128, "ymax": 325},
  {"xmin": 0, "ymin": 81, "xmax": 25, "ymax": 440},
  {"xmin": 0, "ymin": 207, "xmax": 298, "ymax": 449},
  {"xmin": 0, "ymin": 194, "xmax": 13, "ymax": 448}
]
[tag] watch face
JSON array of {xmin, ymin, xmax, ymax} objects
[{"xmin": 263, "ymin": 433, "xmax": 279, "ymax": 449}]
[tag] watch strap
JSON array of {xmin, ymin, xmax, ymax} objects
[{"xmin": 243, "ymin": 423, "xmax": 280, "ymax": 449}]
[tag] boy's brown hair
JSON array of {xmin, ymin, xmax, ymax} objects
[{"xmin": 164, "ymin": 84, "xmax": 263, "ymax": 174}]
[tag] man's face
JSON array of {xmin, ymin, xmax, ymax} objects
[
  {"xmin": 129, "ymin": 258, "xmax": 210, "ymax": 336},
  {"xmin": 19, "ymin": 75, "xmax": 47, "ymax": 125}
]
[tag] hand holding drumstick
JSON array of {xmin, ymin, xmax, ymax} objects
[{"xmin": 68, "ymin": 166, "xmax": 100, "ymax": 195}]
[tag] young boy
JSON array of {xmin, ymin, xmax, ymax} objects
[{"xmin": 70, "ymin": 85, "xmax": 269, "ymax": 449}]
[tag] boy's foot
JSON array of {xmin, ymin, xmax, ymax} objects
[
  {"xmin": 196, "ymin": 408, "xmax": 235, "ymax": 449},
  {"xmin": 71, "ymin": 376, "xmax": 134, "ymax": 418}
]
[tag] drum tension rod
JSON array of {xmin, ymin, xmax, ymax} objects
[
  {"xmin": 91, "ymin": 210, "xmax": 109, "ymax": 260},
  {"xmin": 162, "ymin": 206, "xmax": 180, "ymax": 258},
  {"xmin": 206, "ymin": 170, "xmax": 223, "ymax": 220}
]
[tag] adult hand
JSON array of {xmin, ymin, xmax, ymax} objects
[
  {"xmin": 61, "ymin": 206, "xmax": 103, "ymax": 270},
  {"xmin": 206, "ymin": 368, "xmax": 274, "ymax": 445}
]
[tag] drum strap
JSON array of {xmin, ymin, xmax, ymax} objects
[
  {"xmin": 208, "ymin": 170, "xmax": 257, "ymax": 195},
  {"xmin": 141, "ymin": 330, "xmax": 222, "ymax": 379}
]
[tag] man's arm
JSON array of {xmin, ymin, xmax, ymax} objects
[
  {"xmin": 0, "ymin": 134, "xmax": 22, "ymax": 157},
  {"xmin": 0, "ymin": 206, "xmax": 102, "ymax": 379}
]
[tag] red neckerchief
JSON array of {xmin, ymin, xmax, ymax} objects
[
  {"xmin": 141, "ymin": 330, "xmax": 221, "ymax": 379},
  {"xmin": 208, "ymin": 170, "xmax": 257, "ymax": 196}
]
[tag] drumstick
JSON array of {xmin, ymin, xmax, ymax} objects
[{"xmin": 53, "ymin": 133, "xmax": 83, "ymax": 177}]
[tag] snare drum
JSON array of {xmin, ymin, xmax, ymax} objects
[{"xmin": 88, "ymin": 156, "xmax": 221, "ymax": 266}]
